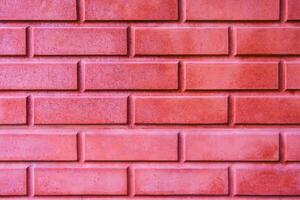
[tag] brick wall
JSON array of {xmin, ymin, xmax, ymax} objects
[{"xmin": 0, "ymin": 0, "xmax": 300, "ymax": 199}]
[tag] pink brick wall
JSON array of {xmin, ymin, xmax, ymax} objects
[{"xmin": 0, "ymin": 0, "xmax": 299, "ymax": 199}]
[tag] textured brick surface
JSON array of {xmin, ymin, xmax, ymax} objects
[
  {"xmin": 85, "ymin": 62, "xmax": 178, "ymax": 90},
  {"xmin": 234, "ymin": 166, "xmax": 300, "ymax": 195},
  {"xmin": 34, "ymin": 168, "xmax": 127, "ymax": 195},
  {"xmin": 185, "ymin": 62, "xmax": 278, "ymax": 90},
  {"xmin": 287, "ymin": 0, "xmax": 300, "ymax": 20},
  {"xmin": 134, "ymin": 28, "xmax": 228, "ymax": 55},
  {"xmin": 0, "ymin": 0, "xmax": 77, "ymax": 21},
  {"xmin": 85, "ymin": 130, "xmax": 178, "ymax": 161},
  {"xmin": 34, "ymin": 28, "xmax": 127, "ymax": 55},
  {"xmin": 0, "ymin": 168, "xmax": 27, "ymax": 196},
  {"xmin": 186, "ymin": 0, "xmax": 280, "ymax": 21},
  {"xmin": 0, "ymin": 131, "xmax": 77, "ymax": 161},
  {"xmin": 185, "ymin": 131, "xmax": 279, "ymax": 161},
  {"xmin": 234, "ymin": 97, "xmax": 300, "ymax": 124},
  {"xmin": 34, "ymin": 97, "xmax": 127, "ymax": 124},
  {"xmin": 135, "ymin": 168, "xmax": 228, "ymax": 195},
  {"xmin": 0, "ymin": 0, "xmax": 299, "ymax": 199},
  {"xmin": 85, "ymin": 0, "xmax": 178, "ymax": 21},
  {"xmin": 0, "ymin": 62, "xmax": 77, "ymax": 90},
  {"xmin": 0, "ymin": 28, "xmax": 26, "ymax": 55},
  {"xmin": 134, "ymin": 96, "xmax": 228, "ymax": 124},
  {"xmin": 0, "ymin": 97, "xmax": 27, "ymax": 124},
  {"xmin": 235, "ymin": 28, "xmax": 300, "ymax": 55}
]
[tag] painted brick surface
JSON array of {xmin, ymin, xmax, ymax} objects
[
  {"xmin": 0, "ymin": 28, "xmax": 26, "ymax": 55},
  {"xmin": 135, "ymin": 168, "xmax": 228, "ymax": 195},
  {"xmin": 0, "ymin": 0, "xmax": 299, "ymax": 199},
  {"xmin": 186, "ymin": 0, "xmax": 280, "ymax": 21}
]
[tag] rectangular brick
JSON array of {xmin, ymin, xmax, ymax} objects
[
  {"xmin": 85, "ymin": 130, "xmax": 178, "ymax": 161},
  {"xmin": 0, "ymin": 168, "xmax": 27, "ymax": 196},
  {"xmin": 235, "ymin": 28, "xmax": 300, "ymax": 55},
  {"xmin": 185, "ymin": 62, "xmax": 278, "ymax": 90},
  {"xmin": 287, "ymin": 0, "xmax": 300, "ymax": 20},
  {"xmin": 234, "ymin": 166, "xmax": 300, "ymax": 195},
  {"xmin": 234, "ymin": 97, "xmax": 300, "ymax": 124},
  {"xmin": 34, "ymin": 97, "xmax": 127, "ymax": 125},
  {"xmin": 34, "ymin": 27, "xmax": 127, "ymax": 55},
  {"xmin": 0, "ymin": 0, "xmax": 76, "ymax": 21},
  {"xmin": 285, "ymin": 132, "xmax": 300, "ymax": 161},
  {"xmin": 286, "ymin": 62, "xmax": 300, "ymax": 90},
  {"xmin": 0, "ymin": 28, "xmax": 26, "ymax": 55},
  {"xmin": 135, "ymin": 168, "xmax": 228, "ymax": 195},
  {"xmin": 85, "ymin": 0, "xmax": 178, "ymax": 21},
  {"xmin": 134, "ymin": 96, "xmax": 228, "ymax": 124},
  {"xmin": 85, "ymin": 62, "xmax": 178, "ymax": 90},
  {"xmin": 187, "ymin": 0, "xmax": 279, "ymax": 21},
  {"xmin": 0, "ymin": 63, "xmax": 77, "ymax": 90},
  {"xmin": 185, "ymin": 131, "xmax": 279, "ymax": 161},
  {"xmin": 0, "ymin": 97, "xmax": 27, "ymax": 124},
  {"xmin": 34, "ymin": 168, "xmax": 127, "ymax": 195},
  {"xmin": 134, "ymin": 28, "xmax": 228, "ymax": 55},
  {"xmin": 0, "ymin": 131, "xmax": 77, "ymax": 161}
]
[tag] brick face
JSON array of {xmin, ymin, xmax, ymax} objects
[
  {"xmin": 0, "ymin": 97, "xmax": 27, "ymax": 124},
  {"xmin": 85, "ymin": 62, "xmax": 178, "ymax": 90},
  {"xmin": 0, "ymin": 62, "xmax": 77, "ymax": 90},
  {"xmin": 34, "ymin": 168, "xmax": 127, "ymax": 195},
  {"xmin": 234, "ymin": 166, "xmax": 300, "ymax": 195},
  {"xmin": 34, "ymin": 28, "xmax": 127, "ymax": 55},
  {"xmin": 134, "ymin": 28, "xmax": 228, "ymax": 55},
  {"xmin": 0, "ymin": 168, "xmax": 27, "ymax": 196},
  {"xmin": 186, "ymin": 0, "xmax": 280, "ymax": 21},
  {"xmin": 185, "ymin": 62, "xmax": 278, "ymax": 90},
  {"xmin": 0, "ymin": 131, "xmax": 77, "ymax": 161},
  {"xmin": 0, "ymin": 0, "xmax": 77, "ymax": 21},
  {"xmin": 134, "ymin": 96, "xmax": 228, "ymax": 124},
  {"xmin": 85, "ymin": 0, "xmax": 178, "ymax": 21},
  {"xmin": 185, "ymin": 131, "xmax": 279, "ymax": 161},
  {"xmin": 34, "ymin": 97, "xmax": 127, "ymax": 124},
  {"xmin": 234, "ymin": 97, "xmax": 300, "ymax": 124},
  {"xmin": 0, "ymin": 0, "xmax": 299, "ymax": 198},
  {"xmin": 85, "ymin": 130, "xmax": 178, "ymax": 161},
  {"xmin": 0, "ymin": 28, "xmax": 26, "ymax": 55},
  {"xmin": 235, "ymin": 28, "xmax": 300, "ymax": 55},
  {"xmin": 135, "ymin": 168, "xmax": 228, "ymax": 195}
]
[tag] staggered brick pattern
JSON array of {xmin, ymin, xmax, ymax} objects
[{"xmin": 0, "ymin": 0, "xmax": 300, "ymax": 199}]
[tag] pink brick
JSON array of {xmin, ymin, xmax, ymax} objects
[
  {"xmin": 187, "ymin": 0, "xmax": 279, "ymax": 21},
  {"xmin": 85, "ymin": 62, "xmax": 178, "ymax": 90},
  {"xmin": 0, "ymin": 168, "xmax": 27, "ymax": 196},
  {"xmin": 34, "ymin": 168, "xmax": 127, "ymax": 195},
  {"xmin": 0, "ymin": 131, "xmax": 77, "ymax": 161},
  {"xmin": 235, "ymin": 28, "xmax": 300, "ymax": 55},
  {"xmin": 0, "ymin": 97, "xmax": 27, "ymax": 124},
  {"xmin": 0, "ymin": 0, "xmax": 76, "ymax": 21},
  {"xmin": 185, "ymin": 62, "xmax": 278, "ymax": 90},
  {"xmin": 134, "ymin": 96, "xmax": 228, "ymax": 124},
  {"xmin": 85, "ymin": 130, "xmax": 178, "ymax": 161},
  {"xmin": 0, "ymin": 63, "xmax": 77, "ymax": 90},
  {"xmin": 234, "ymin": 166, "xmax": 300, "ymax": 195},
  {"xmin": 234, "ymin": 97, "xmax": 300, "ymax": 124},
  {"xmin": 134, "ymin": 28, "xmax": 228, "ymax": 55},
  {"xmin": 0, "ymin": 28, "xmax": 26, "ymax": 55},
  {"xmin": 85, "ymin": 0, "xmax": 178, "ymax": 21},
  {"xmin": 135, "ymin": 168, "xmax": 228, "ymax": 195},
  {"xmin": 34, "ymin": 27, "xmax": 127, "ymax": 55},
  {"xmin": 34, "ymin": 97, "xmax": 127, "ymax": 125},
  {"xmin": 285, "ymin": 132, "xmax": 300, "ymax": 161},
  {"xmin": 287, "ymin": 0, "xmax": 300, "ymax": 20},
  {"xmin": 185, "ymin": 131, "xmax": 279, "ymax": 161},
  {"xmin": 286, "ymin": 62, "xmax": 300, "ymax": 90}
]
